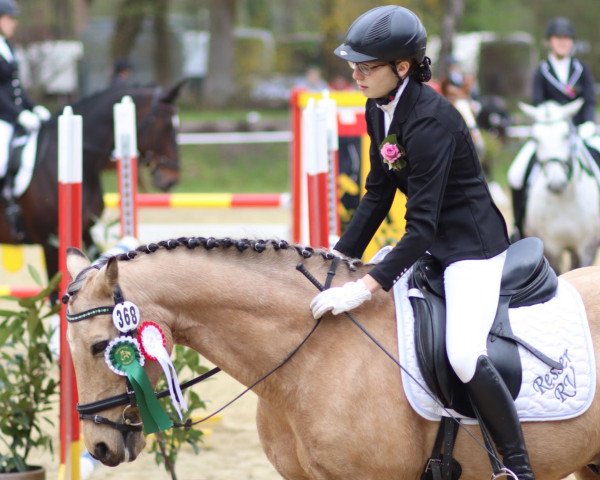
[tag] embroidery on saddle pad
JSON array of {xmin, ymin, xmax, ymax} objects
[
  {"xmin": 390, "ymin": 265, "xmax": 595, "ymax": 423},
  {"xmin": 139, "ymin": 321, "xmax": 188, "ymax": 421}
]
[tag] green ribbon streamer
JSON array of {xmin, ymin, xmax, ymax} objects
[{"xmin": 123, "ymin": 360, "xmax": 173, "ymax": 434}]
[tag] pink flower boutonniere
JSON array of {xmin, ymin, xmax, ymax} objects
[{"xmin": 379, "ymin": 134, "xmax": 407, "ymax": 171}]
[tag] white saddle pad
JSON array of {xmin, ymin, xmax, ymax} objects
[
  {"xmin": 12, "ymin": 131, "xmax": 39, "ymax": 197},
  {"xmin": 392, "ymin": 265, "xmax": 595, "ymax": 423}
]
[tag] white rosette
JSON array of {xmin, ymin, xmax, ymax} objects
[{"xmin": 139, "ymin": 321, "xmax": 187, "ymax": 420}]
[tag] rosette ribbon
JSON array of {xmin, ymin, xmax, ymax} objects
[
  {"xmin": 105, "ymin": 337, "xmax": 173, "ymax": 434},
  {"xmin": 139, "ymin": 321, "xmax": 188, "ymax": 420}
]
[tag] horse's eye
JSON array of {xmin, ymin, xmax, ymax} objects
[{"xmin": 91, "ymin": 340, "xmax": 109, "ymax": 356}]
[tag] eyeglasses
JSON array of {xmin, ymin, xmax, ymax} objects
[{"xmin": 347, "ymin": 61, "xmax": 388, "ymax": 76}]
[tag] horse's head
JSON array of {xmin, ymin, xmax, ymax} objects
[
  {"xmin": 134, "ymin": 80, "xmax": 186, "ymax": 192},
  {"xmin": 64, "ymin": 249, "xmax": 166, "ymax": 465},
  {"xmin": 519, "ymin": 99, "xmax": 584, "ymax": 194}
]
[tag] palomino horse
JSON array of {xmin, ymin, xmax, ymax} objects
[
  {"xmin": 520, "ymin": 99, "xmax": 600, "ymax": 273},
  {"xmin": 0, "ymin": 82, "xmax": 183, "ymax": 287},
  {"xmin": 65, "ymin": 237, "xmax": 600, "ymax": 479}
]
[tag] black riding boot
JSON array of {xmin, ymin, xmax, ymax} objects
[
  {"xmin": 510, "ymin": 187, "xmax": 526, "ymax": 243},
  {"xmin": 465, "ymin": 356, "xmax": 534, "ymax": 480}
]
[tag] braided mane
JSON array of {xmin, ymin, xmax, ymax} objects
[
  {"xmin": 108, "ymin": 236, "xmax": 362, "ymax": 267},
  {"xmin": 66, "ymin": 236, "xmax": 363, "ymax": 300}
]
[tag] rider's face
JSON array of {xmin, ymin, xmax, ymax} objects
[
  {"xmin": 0, "ymin": 15, "xmax": 17, "ymax": 39},
  {"xmin": 548, "ymin": 35, "xmax": 574, "ymax": 59}
]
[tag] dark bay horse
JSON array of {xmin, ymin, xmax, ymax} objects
[
  {"xmin": 0, "ymin": 82, "xmax": 184, "ymax": 286},
  {"xmin": 65, "ymin": 238, "xmax": 600, "ymax": 479}
]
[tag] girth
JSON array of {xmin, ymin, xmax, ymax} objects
[{"xmin": 409, "ymin": 237, "xmax": 561, "ymax": 418}]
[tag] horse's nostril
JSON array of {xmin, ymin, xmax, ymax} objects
[{"xmin": 94, "ymin": 442, "xmax": 109, "ymax": 461}]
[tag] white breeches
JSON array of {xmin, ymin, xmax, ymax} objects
[
  {"xmin": 507, "ymin": 139, "xmax": 536, "ymax": 189},
  {"xmin": 0, "ymin": 119, "xmax": 13, "ymax": 177},
  {"xmin": 444, "ymin": 250, "xmax": 507, "ymax": 383}
]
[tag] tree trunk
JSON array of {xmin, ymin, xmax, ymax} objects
[
  {"xmin": 437, "ymin": 0, "xmax": 464, "ymax": 80},
  {"xmin": 152, "ymin": 0, "xmax": 170, "ymax": 85},
  {"xmin": 201, "ymin": 0, "xmax": 237, "ymax": 107},
  {"xmin": 111, "ymin": 0, "xmax": 146, "ymax": 61},
  {"xmin": 111, "ymin": 0, "xmax": 172, "ymax": 86}
]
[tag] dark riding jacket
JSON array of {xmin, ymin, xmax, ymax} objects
[
  {"xmin": 334, "ymin": 79, "xmax": 509, "ymax": 291},
  {"xmin": 532, "ymin": 57, "xmax": 596, "ymax": 125},
  {"xmin": 0, "ymin": 39, "xmax": 34, "ymax": 124}
]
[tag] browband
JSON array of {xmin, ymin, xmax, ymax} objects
[{"xmin": 66, "ymin": 306, "xmax": 114, "ymax": 323}]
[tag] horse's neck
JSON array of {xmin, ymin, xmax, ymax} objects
[{"xmin": 120, "ymin": 247, "xmax": 348, "ymax": 391}]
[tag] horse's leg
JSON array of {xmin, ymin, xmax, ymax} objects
[
  {"xmin": 545, "ymin": 250, "xmax": 563, "ymax": 274},
  {"xmin": 577, "ymin": 242, "xmax": 599, "ymax": 269}
]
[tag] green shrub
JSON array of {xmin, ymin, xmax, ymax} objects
[{"xmin": 0, "ymin": 270, "xmax": 60, "ymax": 473}]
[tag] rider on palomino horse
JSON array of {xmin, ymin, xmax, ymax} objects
[
  {"xmin": 508, "ymin": 17, "xmax": 600, "ymax": 241},
  {"xmin": 309, "ymin": 5, "xmax": 534, "ymax": 479}
]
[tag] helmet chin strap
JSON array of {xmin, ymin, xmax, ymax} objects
[{"xmin": 375, "ymin": 66, "xmax": 405, "ymax": 106}]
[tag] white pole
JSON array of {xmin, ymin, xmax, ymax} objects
[{"xmin": 113, "ymin": 96, "xmax": 138, "ymax": 239}]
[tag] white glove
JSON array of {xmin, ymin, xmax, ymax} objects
[
  {"xmin": 17, "ymin": 109, "xmax": 41, "ymax": 132},
  {"xmin": 33, "ymin": 105, "xmax": 51, "ymax": 122},
  {"xmin": 310, "ymin": 279, "xmax": 372, "ymax": 319},
  {"xmin": 578, "ymin": 121, "xmax": 597, "ymax": 140}
]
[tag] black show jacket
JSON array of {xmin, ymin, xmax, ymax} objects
[
  {"xmin": 532, "ymin": 58, "xmax": 596, "ymax": 126},
  {"xmin": 0, "ymin": 40, "xmax": 34, "ymax": 124},
  {"xmin": 334, "ymin": 79, "xmax": 509, "ymax": 291}
]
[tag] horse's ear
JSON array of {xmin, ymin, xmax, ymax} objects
[
  {"xmin": 563, "ymin": 97, "xmax": 585, "ymax": 119},
  {"xmin": 104, "ymin": 257, "xmax": 119, "ymax": 291},
  {"xmin": 160, "ymin": 79, "xmax": 188, "ymax": 104},
  {"xmin": 518, "ymin": 101, "xmax": 539, "ymax": 121},
  {"xmin": 66, "ymin": 248, "xmax": 90, "ymax": 280}
]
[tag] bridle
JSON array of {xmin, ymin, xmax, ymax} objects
[{"xmin": 64, "ymin": 277, "xmax": 220, "ymax": 434}]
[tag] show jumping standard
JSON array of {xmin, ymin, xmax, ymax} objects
[{"xmin": 64, "ymin": 237, "xmax": 600, "ymax": 480}]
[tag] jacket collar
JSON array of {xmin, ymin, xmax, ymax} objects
[
  {"xmin": 369, "ymin": 79, "xmax": 422, "ymax": 147},
  {"xmin": 392, "ymin": 78, "xmax": 421, "ymax": 125}
]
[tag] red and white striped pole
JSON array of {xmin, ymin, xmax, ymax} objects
[
  {"xmin": 113, "ymin": 96, "xmax": 138, "ymax": 239},
  {"xmin": 319, "ymin": 92, "xmax": 340, "ymax": 246},
  {"xmin": 302, "ymin": 97, "xmax": 330, "ymax": 248},
  {"xmin": 58, "ymin": 106, "xmax": 82, "ymax": 480}
]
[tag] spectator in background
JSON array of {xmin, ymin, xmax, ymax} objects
[
  {"xmin": 0, "ymin": 0, "xmax": 50, "ymax": 184},
  {"xmin": 507, "ymin": 16, "xmax": 599, "ymax": 240},
  {"xmin": 110, "ymin": 58, "xmax": 133, "ymax": 88},
  {"xmin": 296, "ymin": 65, "xmax": 329, "ymax": 92},
  {"xmin": 440, "ymin": 75, "xmax": 485, "ymax": 160},
  {"xmin": 329, "ymin": 73, "xmax": 354, "ymax": 91}
]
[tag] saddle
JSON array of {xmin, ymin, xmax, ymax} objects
[{"xmin": 409, "ymin": 237, "xmax": 560, "ymax": 418}]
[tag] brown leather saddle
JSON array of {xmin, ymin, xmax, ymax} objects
[{"xmin": 409, "ymin": 237, "xmax": 561, "ymax": 418}]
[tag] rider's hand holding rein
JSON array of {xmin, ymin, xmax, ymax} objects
[{"xmin": 310, "ymin": 275, "xmax": 381, "ymax": 319}]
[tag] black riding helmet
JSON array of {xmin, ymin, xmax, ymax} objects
[
  {"xmin": 545, "ymin": 17, "xmax": 575, "ymax": 39},
  {"xmin": 0, "ymin": 0, "xmax": 18, "ymax": 17},
  {"xmin": 334, "ymin": 5, "xmax": 427, "ymax": 64}
]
